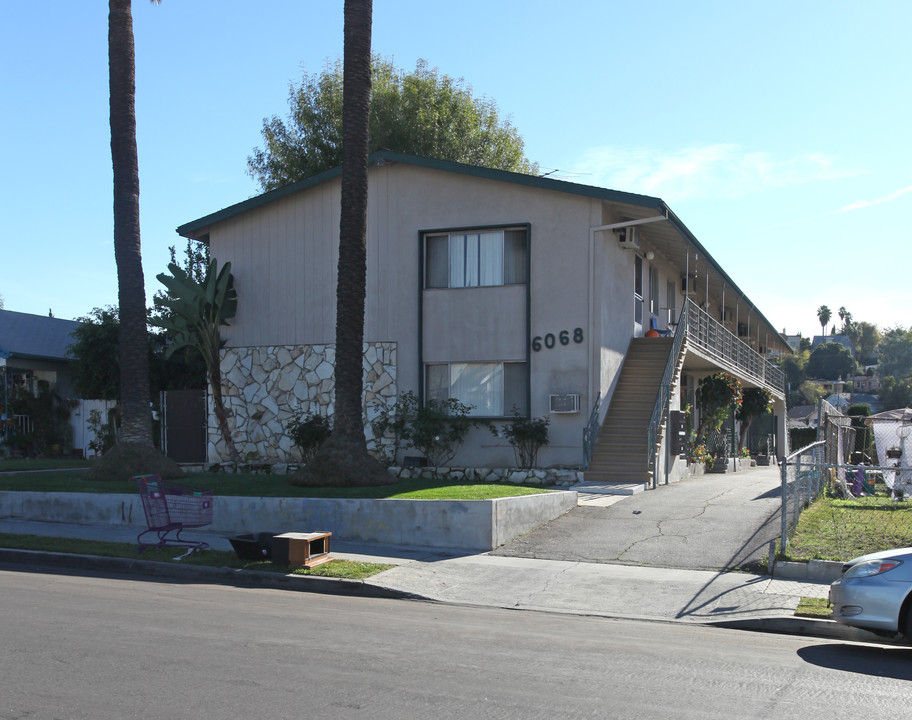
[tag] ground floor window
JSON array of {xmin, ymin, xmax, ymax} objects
[{"xmin": 425, "ymin": 361, "xmax": 527, "ymax": 417}]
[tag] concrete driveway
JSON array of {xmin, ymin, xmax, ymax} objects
[{"xmin": 491, "ymin": 464, "xmax": 783, "ymax": 572}]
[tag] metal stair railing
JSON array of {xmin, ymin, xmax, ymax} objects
[
  {"xmin": 646, "ymin": 304, "xmax": 688, "ymax": 480},
  {"xmin": 582, "ymin": 392, "xmax": 601, "ymax": 469}
]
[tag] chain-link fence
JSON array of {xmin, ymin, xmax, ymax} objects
[{"xmin": 780, "ymin": 401, "xmax": 912, "ymax": 561}]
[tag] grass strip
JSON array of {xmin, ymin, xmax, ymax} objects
[
  {"xmin": 0, "ymin": 459, "xmax": 92, "ymax": 472},
  {"xmin": 0, "ymin": 532, "xmax": 394, "ymax": 580},
  {"xmin": 786, "ymin": 494, "xmax": 912, "ymax": 562},
  {"xmin": 794, "ymin": 597, "xmax": 832, "ymax": 619},
  {"xmin": 0, "ymin": 469, "xmax": 549, "ymax": 500}
]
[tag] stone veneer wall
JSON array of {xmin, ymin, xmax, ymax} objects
[
  {"xmin": 190, "ymin": 461, "xmax": 585, "ymax": 488},
  {"xmin": 211, "ymin": 342, "xmax": 397, "ymax": 464}
]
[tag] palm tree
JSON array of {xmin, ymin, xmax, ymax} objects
[
  {"xmin": 817, "ymin": 305, "xmax": 832, "ymax": 339},
  {"xmin": 838, "ymin": 306, "xmax": 853, "ymax": 335},
  {"xmin": 90, "ymin": 0, "xmax": 179, "ymax": 480},
  {"xmin": 293, "ymin": 0, "xmax": 391, "ymax": 486}
]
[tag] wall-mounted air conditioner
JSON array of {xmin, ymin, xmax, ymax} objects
[
  {"xmin": 549, "ymin": 393, "xmax": 580, "ymax": 414},
  {"xmin": 615, "ymin": 226, "xmax": 639, "ymax": 250}
]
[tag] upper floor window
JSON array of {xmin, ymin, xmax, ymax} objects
[{"xmin": 424, "ymin": 227, "xmax": 527, "ymax": 289}]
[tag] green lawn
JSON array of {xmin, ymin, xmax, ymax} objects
[
  {"xmin": 0, "ymin": 458, "xmax": 92, "ymax": 472},
  {"xmin": 786, "ymin": 494, "xmax": 912, "ymax": 562},
  {"xmin": 794, "ymin": 597, "xmax": 832, "ymax": 619},
  {"xmin": 0, "ymin": 465, "xmax": 550, "ymax": 500},
  {"xmin": 0, "ymin": 532, "xmax": 394, "ymax": 580}
]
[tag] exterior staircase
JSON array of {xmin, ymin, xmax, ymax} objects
[{"xmin": 583, "ymin": 337, "xmax": 681, "ymax": 489}]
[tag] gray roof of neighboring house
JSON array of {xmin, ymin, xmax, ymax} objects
[
  {"xmin": 0, "ymin": 309, "xmax": 79, "ymax": 362},
  {"xmin": 788, "ymin": 405, "xmax": 818, "ymax": 420},
  {"xmin": 811, "ymin": 334, "xmax": 853, "ymax": 352}
]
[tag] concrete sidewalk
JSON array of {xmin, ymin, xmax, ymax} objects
[{"xmin": 0, "ymin": 516, "xmax": 899, "ymax": 646}]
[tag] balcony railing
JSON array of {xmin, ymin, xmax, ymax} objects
[
  {"xmin": 683, "ymin": 299, "xmax": 785, "ymax": 393},
  {"xmin": 644, "ymin": 298, "xmax": 784, "ymax": 481}
]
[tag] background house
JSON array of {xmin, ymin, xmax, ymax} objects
[
  {"xmin": 177, "ymin": 151, "xmax": 790, "ymax": 483},
  {"xmin": 0, "ymin": 309, "xmax": 114, "ymax": 456},
  {"xmin": 0, "ymin": 309, "xmax": 79, "ymax": 397},
  {"xmin": 0, "ymin": 309, "xmax": 78, "ymax": 450}
]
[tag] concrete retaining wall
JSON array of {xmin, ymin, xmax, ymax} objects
[{"xmin": 0, "ymin": 490, "xmax": 577, "ymax": 552}]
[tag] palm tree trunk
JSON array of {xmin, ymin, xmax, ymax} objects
[
  {"xmin": 334, "ymin": 0, "xmax": 372, "ymax": 445},
  {"xmin": 208, "ymin": 367, "xmax": 241, "ymax": 464},
  {"xmin": 109, "ymin": 0, "xmax": 152, "ymax": 447},
  {"xmin": 291, "ymin": 0, "xmax": 392, "ymax": 486}
]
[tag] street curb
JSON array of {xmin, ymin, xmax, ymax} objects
[
  {"xmin": 772, "ymin": 559, "xmax": 843, "ymax": 583},
  {"xmin": 0, "ymin": 548, "xmax": 431, "ymax": 602},
  {"xmin": 708, "ymin": 616, "xmax": 908, "ymax": 646},
  {"xmin": 4, "ymin": 547, "xmax": 908, "ymax": 646}
]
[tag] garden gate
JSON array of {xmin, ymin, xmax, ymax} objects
[{"xmin": 160, "ymin": 389, "xmax": 207, "ymax": 464}]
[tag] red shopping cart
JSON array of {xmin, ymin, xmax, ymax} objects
[{"xmin": 135, "ymin": 474, "xmax": 214, "ymax": 552}]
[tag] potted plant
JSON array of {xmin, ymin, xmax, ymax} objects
[
  {"xmin": 688, "ymin": 443, "xmax": 712, "ymax": 474},
  {"xmin": 738, "ymin": 446, "xmax": 754, "ymax": 466}
]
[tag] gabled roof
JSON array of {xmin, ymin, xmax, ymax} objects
[
  {"xmin": 0, "ymin": 309, "xmax": 79, "ymax": 362},
  {"xmin": 176, "ymin": 150, "xmax": 790, "ymax": 352},
  {"xmin": 176, "ymin": 149, "xmax": 667, "ymax": 239}
]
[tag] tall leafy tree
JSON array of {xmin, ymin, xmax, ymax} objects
[
  {"xmin": 293, "ymin": 0, "xmax": 391, "ymax": 487},
  {"xmin": 878, "ymin": 326, "xmax": 912, "ymax": 381},
  {"xmin": 91, "ymin": 0, "xmax": 180, "ymax": 480},
  {"xmin": 806, "ymin": 342, "xmax": 856, "ymax": 380},
  {"xmin": 68, "ymin": 306, "xmax": 204, "ymax": 400},
  {"xmin": 817, "ymin": 305, "xmax": 831, "ymax": 338},
  {"xmin": 852, "ymin": 320, "xmax": 882, "ymax": 365},
  {"xmin": 880, "ymin": 376, "xmax": 912, "ymax": 409},
  {"xmin": 248, "ymin": 55, "xmax": 538, "ymax": 191},
  {"xmin": 68, "ymin": 307, "xmax": 121, "ymax": 400},
  {"xmin": 736, "ymin": 387, "xmax": 773, "ymax": 447}
]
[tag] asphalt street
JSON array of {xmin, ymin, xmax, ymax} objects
[
  {"xmin": 494, "ymin": 464, "xmax": 782, "ymax": 570},
  {"xmin": 4, "ymin": 566, "xmax": 911, "ymax": 720}
]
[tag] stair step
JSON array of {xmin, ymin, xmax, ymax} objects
[{"xmin": 585, "ymin": 337, "xmax": 685, "ymax": 481}]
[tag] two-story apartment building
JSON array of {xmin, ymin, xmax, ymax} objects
[{"xmin": 177, "ymin": 151, "xmax": 789, "ymax": 486}]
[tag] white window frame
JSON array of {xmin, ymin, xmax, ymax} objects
[
  {"xmin": 424, "ymin": 227, "xmax": 527, "ymax": 289},
  {"xmin": 425, "ymin": 361, "xmax": 528, "ymax": 417}
]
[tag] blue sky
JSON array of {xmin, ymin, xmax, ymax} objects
[{"xmin": 2, "ymin": 1, "xmax": 909, "ymax": 339}]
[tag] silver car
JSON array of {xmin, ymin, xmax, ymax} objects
[{"xmin": 829, "ymin": 547, "xmax": 912, "ymax": 641}]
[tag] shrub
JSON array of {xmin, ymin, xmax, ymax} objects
[
  {"xmin": 86, "ymin": 408, "xmax": 118, "ymax": 457},
  {"xmin": 374, "ymin": 391, "xmax": 479, "ymax": 467},
  {"xmin": 495, "ymin": 410, "xmax": 550, "ymax": 468},
  {"xmin": 8, "ymin": 383, "xmax": 72, "ymax": 457},
  {"xmin": 287, "ymin": 412, "xmax": 332, "ymax": 463}
]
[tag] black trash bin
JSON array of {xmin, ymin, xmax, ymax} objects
[{"xmin": 228, "ymin": 532, "xmax": 279, "ymax": 560}]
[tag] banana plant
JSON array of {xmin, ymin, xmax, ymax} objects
[{"xmin": 154, "ymin": 259, "xmax": 241, "ymax": 463}]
